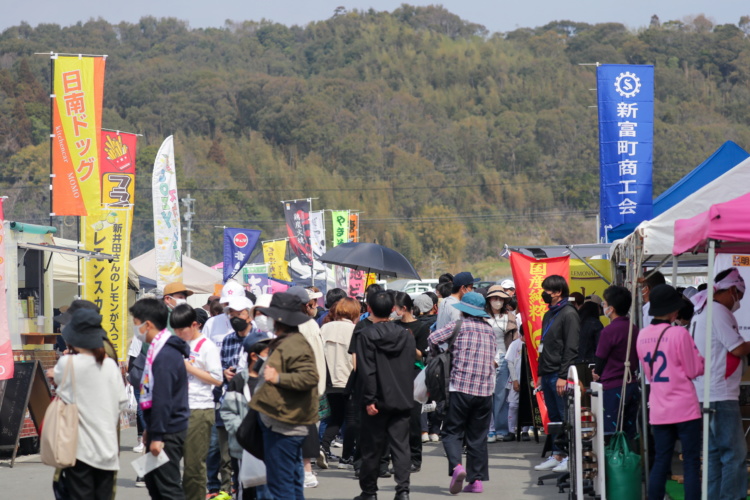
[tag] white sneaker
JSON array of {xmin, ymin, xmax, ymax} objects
[
  {"xmin": 304, "ymin": 471, "xmax": 318, "ymax": 488},
  {"xmin": 133, "ymin": 438, "xmax": 145, "ymax": 454},
  {"xmin": 421, "ymin": 432, "xmax": 429, "ymax": 443},
  {"xmin": 552, "ymin": 457, "xmax": 568, "ymax": 473},
  {"xmin": 429, "ymin": 433, "xmax": 440, "ymax": 442},
  {"xmin": 487, "ymin": 432, "xmax": 497, "ymax": 443},
  {"xmin": 534, "ymin": 456, "xmax": 562, "ymax": 471}
]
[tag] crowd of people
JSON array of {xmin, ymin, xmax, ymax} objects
[{"xmin": 44, "ymin": 263, "xmax": 749, "ymax": 500}]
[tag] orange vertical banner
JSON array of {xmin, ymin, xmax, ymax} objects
[
  {"xmin": 348, "ymin": 213, "xmax": 359, "ymax": 243},
  {"xmin": 510, "ymin": 253, "xmax": 570, "ymax": 429},
  {"xmin": 51, "ymin": 55, "xmax": 106, "ymax": 216}
]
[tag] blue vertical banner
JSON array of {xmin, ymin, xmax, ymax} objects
[
  {"xmin": 597, "ymin": 64, "xmax": 654, "ymax": 241},
  {"xmin": 223, "ymin": 228, "xmax": 262, "ymax": 283}
]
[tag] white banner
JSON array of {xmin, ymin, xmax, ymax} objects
[
  {"xmin": 310, "ymin": 210, "xmax": 326, "ymax": 260},
  {"xmin": 152, "ymin": 136, "xmax": 182, "ymax": 291}
]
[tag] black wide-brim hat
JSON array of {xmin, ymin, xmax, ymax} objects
[
  {"xmin": 62, "ymin": 308, "xmax": 105, "ymax": 350},
  {"xmin": 648, "ymin": 284, "xmax": 684, "ymax": 317},
  {"xmin": 256, "ymin": 292, "xmax": 311, "ymax": 327}
]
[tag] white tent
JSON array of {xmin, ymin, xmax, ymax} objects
[
  {"xmin": 130, "ymin": 250, "xmax": 223, "ymax": 294},
  {"xmin": 611, "ymin": 155, "xmax": 750, "ymax": 269}
]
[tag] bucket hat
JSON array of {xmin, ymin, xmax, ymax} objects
[
  {"xmin": 452, "ymin": 292, "xmax": 490, "ymax": 318},
  {"xmin": 648, "ymin": 285, "xmax": 684, "ymax": 317},
  {"xmin": 62, "ymin": 309, "xmax": 105, "ymax": 350}
]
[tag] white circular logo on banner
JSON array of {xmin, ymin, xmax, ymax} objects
[
  {"xmin": 234, "ymin": 233, "xmax": 249, "ymax": 248},
  {"xmin": 614, "ymin": 72, "xmax": 641, "ymax": 98}
]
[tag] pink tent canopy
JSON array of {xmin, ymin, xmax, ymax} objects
[{"xmin": 673, "ymin": 192, "xmax": 750, "ymax": 255}]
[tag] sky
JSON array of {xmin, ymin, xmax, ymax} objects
[{"xmin": 2, "ymin": 1, "xmax": 748, "ymax": 34}]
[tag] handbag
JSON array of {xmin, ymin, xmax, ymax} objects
[
  {"xmin": 413, "ymin": 368, "xmax": 429, "ymax": 404},
  {"xmin": 318, "ymin": 394, "xmax": 331, "ymax": 421},
  {"xmin": 240, "ymin": 449, "xmax": 267, "ymax": 488},
  {"xmin": 605, "ymin": 432, "xmax": 642, "ymax": 500},
  {"xmin": 40, "ymin": 357, "xmax": 79, "ymax": 468},
  {"xmin": 236, "ymin": 408, "xmax": 264, "ymax": 460}
]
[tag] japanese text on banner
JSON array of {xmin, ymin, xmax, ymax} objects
[
  {"xmin": 82, "ymin": 207, "xmax": 132, "ymax": 361},
  {"xmin": 331, "ymin": 210, "xmax": 349, "ymax": 247},
  {"xmin": 51, "ymin": 56, "xmax": 106, "ymax": 216},
  {"xmin": 263, "ymin": 240, "xmax": 292, "ymax": 282},
  {"xmin": 597, "ymin": 64, "xmax": 654, "ymax": 240}
]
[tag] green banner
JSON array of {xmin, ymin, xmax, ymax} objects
[{"xmin": 331, "ymin": 210, "xmax": 349, "ymax": 247}]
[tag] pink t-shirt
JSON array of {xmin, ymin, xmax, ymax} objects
[{"xmin": 636, "ymin": 323, "xmax": 705, "ymax": 425}]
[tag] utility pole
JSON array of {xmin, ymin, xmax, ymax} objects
[{"xmin": 182, "ymin": 195, "xmax": 195, "ymax": 258}]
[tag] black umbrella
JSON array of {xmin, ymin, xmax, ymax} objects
[{"xmin": 319, "ymin": 242, "xmax": 421, "ymax": 280}]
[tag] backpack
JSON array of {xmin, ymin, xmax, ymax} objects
[{"xmin": 424, "ymin": 320, "xmax": 462, "ymax": 404}]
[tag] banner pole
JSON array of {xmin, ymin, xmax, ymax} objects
[
  {"xmin": 48, "ymin": 53, "xmax": 55, "ymax": 227},
  {"xmin": 309, "ymin": 198, "xmax": 314, "ymax": 289}
]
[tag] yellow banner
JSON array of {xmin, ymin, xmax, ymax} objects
[
  {"xmin": 52, "ymin": 56, "xmax": 105, "ymax": 216},
  {"xmin": 263, "ymin": 240, "xmax": 291, "ymax": 282},
  {"xmin": 570, "ymin": 259, "xmax": 612, "ymax": 325},
  {"xmin": 81, "ymin": 207, "xmax": 132, "ymax": 361}
]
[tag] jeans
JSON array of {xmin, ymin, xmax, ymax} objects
[
  {"xmin": 650, "ymin": 418, "xmax": 701, "ymax": 500},
  {"xmin": 491, "ymin": 356, "xmax": 511, "ymax": 435},
  {"xmin": 442, "ymin": 392, "xmax": 492, "ymax": 482},
  {"xmin": 541, "ymin": 373, "xmax": 566, "ymax": 453},
  {"xmin": 259, "ymin": 416, "xmax": 305, "ymax": 500},
  {"xmin": 708, "ymin": 400, "xmax": 748, "ymax": 500},
  {"xmin": 206, "ymin": 421, "xmax": 231, "ymax": 493},
  {"xmin": 602, "ymin": 383, "xmax": 640, "ymax": 440}
]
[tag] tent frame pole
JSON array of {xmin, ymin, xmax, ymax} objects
[{"xmin": 701, "ymin": 239, "xmax": 716, "ymax": 499}]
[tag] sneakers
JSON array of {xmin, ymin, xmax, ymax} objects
[
  {"xmin": 463, "ymin": 480, "xmax": 483, "ymax": 493},
  {"xmin": 421, "ymin": 432, "xmax": 429, "ymax": 443},
  {"xmin": 501, "ymin": 433, "xmax": 516, "ymax": 442},
  {"xmin": 552, "ymin": 457, "xmax": 569, "ymax": 473},
  {"xmin": 133, "ymin": 437, "xmax": 145, "ymax": 454},
  {"xmin": 331, "ymin": 437, "xmax": 343, "ymax": 448},
  {"xmin": 429, "ymin": 433, "xmax": 440, "ymax": 442},
  {"xmin": 521, "ymin": 433, "xmax": 531, "ymax": 442},
  {"xmin": 487, "ymin": 432, "xmax": 497, "ymax": 443},
  {"xmin": 316, "ymin": 447, "xmax": 328, "ymax": 469},
  {"xmin": 338, "ymin": 457, "xmax": 354, "ymax": 470},
  {"xmin": 304, "ymin": 471, "xmax": 318, "ymax": 488},
  {"xmin": 135, "ymin": 476, "xmax": 145, "ymax": 487},
  {"xmin": 207, "ymin": 492, "xmax": 231, "ymax": 500},
  {"xmin": 449, "ymin": 464, "xmax": 467, "ymax": 494},
  {"xmin": 534, "ymin": 456, "xmax": 563, "ymax": 471}
]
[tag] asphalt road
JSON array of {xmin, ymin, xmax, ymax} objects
[{"xmin": 1, "ymin": 426, "xmax": 565, "ymax": 499}]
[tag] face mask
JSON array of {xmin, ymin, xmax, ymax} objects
[
  {"xmin": 173, "ymin": 298, "xmax": 187, "ymax": 307},
  {"xmin": 732, "ymin": 291, "xmax": 742, "ymax": 313},
  {"xmin": 134, "ymin": 322, "xmax": 147, "ymax": 342},
  {"xmin": 541, "ymin": 292, "xmax": 552, "ymax": 305},
  {"xmin": 230, "ymin": 316, "xmax": 250, "ymax": 333},
  {"xmin": 489, "ymin": 299, "xmax": 503, "ymax": 310},
  {"xmin": 255, "ymin": 315, "xmax": 274, "ymax": 333},
  {"xmin": 603, "ymin": 305, "xmax": 613, "ymax": 319},
  {"xmin": 390, "ymin": 311, "xmax": 401, "ymax": 320}
]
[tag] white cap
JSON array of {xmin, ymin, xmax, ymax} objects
[
  {"xmin": 221, "ymin": 280, "xmax": 245, "ymax": 303},
  {"xmin": 307, "ymin": 289, "xmax": 323, "ymax": 301},
  {"xmin": 500, "ymin": 279, "xmax": 515, "ymax": 289},
  {"xmin": 226, "ymin": 296, "xmax": 254, "ymax": 313}
]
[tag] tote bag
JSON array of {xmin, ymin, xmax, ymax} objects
[
  {"xmin": 40, "ymin": 358, "xmax": 79, "ymax": 468},
  {"xmin": 240, "ymin": 449, "xmax": 267, "ymax": 488}
]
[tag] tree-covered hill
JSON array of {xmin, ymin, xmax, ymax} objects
[{"xmin": 1, "ymin": 7, "xmax": 749, "ymax": 272}]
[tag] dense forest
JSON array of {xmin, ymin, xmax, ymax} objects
[{"xmin": 1, "ymin": 6, "xmax": 750, "ymax": 274}]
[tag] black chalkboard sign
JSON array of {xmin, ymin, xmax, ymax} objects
[{"xmin": 0, "ymin": 361, "xmax": 51, "ymax": 467}]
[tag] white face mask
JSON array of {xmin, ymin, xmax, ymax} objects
[
  {"xmin": 489, "ymin": 299, "xmax": 503, "ymax": 311},
  {"xmin": 732, "ymin": 291, "xmax": 742, "ymax": 313},
  {"xmin": 172, "ymin": 297, "xmax": 188, "ymax": 307},
  {"xmin": 603, "ymin": 305, "xmax": 613, "ymax": 319},
  {"xmin": 255, "ymin": 315, "xmax": 275, "ymax": 333},
  {"xmin": 133, "ymin": 321, "xmax": 147, "ymax": 342}
]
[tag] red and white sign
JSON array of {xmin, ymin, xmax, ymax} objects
[{"xmin": 234, "ymin": 233, "xmax": 249, "ymax": 248}]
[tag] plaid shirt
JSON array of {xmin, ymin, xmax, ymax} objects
[
  {"xmin": 220, "ymin": 328, "xmax": 260, "ymax": 374},
  {"xmin": 428, "ymin": 316, "xmax": 496, "ymax": 397}
]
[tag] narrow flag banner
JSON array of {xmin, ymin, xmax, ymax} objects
[
  {"xmin": 100, "ymin": 130, "xmax": 137, "ymax": 207},
  {"xmin": 597, "ymin": 64, "xmax": 654, "ymax": 240},
  {"xmin": 152, "ymin": 136, "xmax": 182, "ymax": 291},
  {"xmin": 331, "ymin": 210, "xmax": 349, "ymax": 247},
  {"xmin": 263, "ymin": 240, "xmax": 292, "ymax": 282},
  {"xmin": 310, "ymin": 211, "xmax": 326, "ymax": 259},
  {"xmin": 348, "ymin": 213, "xmax": 360, "ymax": 243},
  {"xmin": 510, "ymin": 253, "xmax": 570, "ymax": 429},
  {"xmin": 81, "ymin": 207, "xmax": 132, "ymax": 361},
  {"xmin": 223, "ymin": 228, "xmax": 261, "ymax": 282},
  {"xmin": 0, "ymin": 204, "xmax": 13, "ymax": 380},
  {"xmin": 51, "ymin": 55, "xmax": 106, "ymax": 216},
  {"xmin": 283, "ymin": 199, "xmax": 313, "ymax": 265}
]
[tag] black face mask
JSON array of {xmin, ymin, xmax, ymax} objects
[
  {"xmin": 230, "ymin": 316, "xmax": 249, "ymax": 333},
  {"xmin": 541, "ymin": 292, "xmax": 552, "ymax": 305}
]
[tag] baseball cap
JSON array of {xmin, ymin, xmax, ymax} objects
[
  {"xmin": 414, "ymin": 294, "xmax": 434, "ymax": 314},
  {"xmin": 584, "ymin": 294, "xmax": 603, "ymax": 306},
  {"xmin": 220, "ymin": 280, "xmax": 245, "ymax": 303},
  {"xmin": 226, "ymin": 296, "xmax": 254, "ymax": 313},
  {"xmin": 500, "ymin": 279, "xmax": 515, "ymax": 290},
  {"xmin": 163, "ymin": 282, "xmax": 194, "ymax": 297},
  {"xmin": 453, "ymin": 272, "xmax": 480, "ymax": 288},
  {"xmin": 287, "ymin": 286, "xmax": 311, "ymax": 303}
]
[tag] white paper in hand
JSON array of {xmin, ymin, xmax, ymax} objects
[{"xmin": 131, "ymin": 450, "xmax": 170, "ymax": 477}]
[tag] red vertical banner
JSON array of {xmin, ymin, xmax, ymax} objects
[
  {"xmin": 283, "ymin": 199, "xmax": 313, "ymax": 265},
  {"xmin": 0, "ymin": 200, "xmax": 12, "ymax": 380},
  {"xmin": 100, "ymin": 130, "xmax": 137, "ymax": 207},
  {"xmin": 510, "ymin": 253, "xmax": 570, "ymax": 428}
]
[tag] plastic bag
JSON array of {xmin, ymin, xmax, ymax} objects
[
  {"xmin": 605, "ymin": 431, "xmax": 642, "ymax": 500},
  {"xmin": 240, "ymin": 449, "xmax": 267, "ymax": 488},
  {"xmin": 126, "ymin": 384, "xmax": 138, "ymax": 413},
  {"xmin": 413, "ymin": 368, "xmax": 429, "ymax": 404}
]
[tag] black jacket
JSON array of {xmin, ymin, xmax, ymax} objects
[
  {"xmin": 143, "ymin": 335, "xmax": 190, "ymax": 441},
  {"xmin": 538, "ymin": 301, "xmax": 580, "ymax": 379},
  {"xmin": 576, "ymin": 316, "xmax": 603, "ymax": 364},
  {"xmin": 356, "ymin": 321, "xmax": 416, "ymax": 413}
]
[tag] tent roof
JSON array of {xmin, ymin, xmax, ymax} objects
[
  {"xmin": 673, "ymin": 192, "xmax": 750, "ymax": 255},
  {"xmin": 501, "ymin": 244, "xmax": 611, "ymax": 259},
  {"xmin": 130, "ymin": 249, "xmax": 222, "ymax": 294},
  {"xmin": 615, "ymin": 154, "xmax": 750, "ymax": 259},
  {"xmin": 608, "ymin": 141, "xmax": 749, "ymax": 241}
]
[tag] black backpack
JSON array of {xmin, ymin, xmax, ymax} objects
[{"xmin": 424, "ymin": 320, "xmax": 462, "ymax": 403}]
